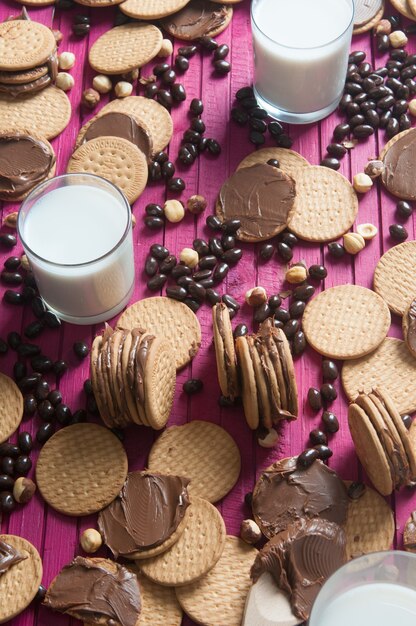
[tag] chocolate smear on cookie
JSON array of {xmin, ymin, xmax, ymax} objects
[
  {"xmin": 83, "ymin": 112, "xmax": 153, "ymax": 162},
  {"xmin": 0, "ymin": 539, "xmax": 27, "ymax": 575},
  {"xmin": 382, "ymin": 128, "xmax": 416, "ymax": 200},
  {"xmin": 161, "ymin": 0, "xmax": 229, "ymax": 40}
]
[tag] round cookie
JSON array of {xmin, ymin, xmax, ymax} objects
[
  {"xmin": 344, "ymin": 482, "xmax": 395, "ymax": 559},
  {"xmin": 143, "ymin": 336, "xmax": 176, "ymax": 430},
  {"xmin": 132, "ymin": 572, "xmax": 183, "ymax": 624},
  {"xmin": 139, "ymin": 497, "xmax": 226, "ymax": 587},
  {"xmin": 390, "ymin": 0, "xmax": 416, "ymax": 20},
  {"xmin": 121, "ymin": 0, "xmax": 192, "ymax": 19},
  {"xmin": 0, "ymin": 19, "xmax": 56, "ymax": 71},
  {"xmin": 36, "ymin": 423, "xmax": 128, "ymax": 516},
  {"xmin": 14, "ymin": 0, "xmax": 55, "ymax": 4},
  {"xmin": 287, "ymin": 165, "xmax": 359, "ymax": 242},
  {"xmin": 353, "ymin": 0, "xmax": 384, "ymax": 25},
  {"xmin": 409, "ymin": 0, "xmax": 416, "ymax": 16},
  {"xmin": 161, "ymin": 1, "xmax": 233, "ymax": 41},
  {"xmin": 212, "ymin": 303, "xmax": 239, "ymax": 400},
  {"xmin": 374, "ymin": 241, "xmax": 416, "ymax": 316},
  {"xmin": 236, "ymin": 147, "xmax": 310, "ymax": 180},
  {"xmin": 75, "ymin": 0, "xmax": 125, "ymax": 5},
  {"xmin": 0, "ymin": 535, "xmax": 43, "ymax": 623},
  {"xmin": 378, "ymin": 386, "xmax": 416, "ymax": 479},
  {"xmin": 342, "ymin": 337, "xmax": 416, "ymax": 416},
  {"xmin": 235, "ymin": 335, "xmax": 260, "ymax": 430},
  {"xmin": 89, "ymin": 23, "xmax": 163, "ymax": 75},
  {"xmin": 353, "ymin": 4, "xmax": 384, "ymax": 34},
  {"xmin": 0, "ymin": 373, "xmax": 23, "ymax": 444},
  {"xmin": 0, "ymin": 86, "xmax": 71, "ymax": 140},
  {"xmin": 302, "ymin": 285, "xmax": 390, "ymax": 360},
  {"xmin": 67, "ymin": 136, "xmax": 148, "ymax": 205},
  {"xmin": 176, "ymin": 536, "xmax": 258, "ymax": 626},
  {"xmin": 148, "ymin": 421, "xmax": 241, "ymax": 503},
  {"xmin": 402, "ymin": 298, "xmax": 416, "ymax": 358},
  {"xmin": 380, "ymin": 128, "xmax": 416, "ymax": 200},
  {"xmin": 116, "ymin": 297, "xmax": 201, "ymax": 370}
]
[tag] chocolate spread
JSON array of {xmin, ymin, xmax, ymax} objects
[
  {"xmin": 0, "ymin": 52, "xmax": 57, "ymax": 98},
  {"xmin": 251, "ymin": 518, "xmax": 347, "ymax": 621},
  {"xmin": 407, "ymin": 299, "xmax": 416, "ymax": 354},
  {"xmin": 216, "ymin": 163, "xmax": 296, "ymax": 241},
  {"xmin": 44, "ymin": 557, "xmax": 141, "ymax": 626},
  {"xmin": 382, "ymin": 128, "xmax": 416, "ymax": 200},
  {"xmin": 252, "ymin": 457, "xmax": 349, "ymax": 538},
  {"xmin": 161, "ymin": 0, "xmax": 229, "ymax": 40},
  {"xmin": 0, "ymin": 539, "xmax": 27, "ymax": 575},
  {"xmin": 84, "ymin": 113, "xmax": 152, "ymax": 161},
  {"xmin": 0, "ymin": 134, "xmax": 55, "ymax": 200},
  {"xmin": 98, "ymin": 472, "xmax": 190, "ymax": 558}
]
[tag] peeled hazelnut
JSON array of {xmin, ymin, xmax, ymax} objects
[
  {"xmin": 82, "ymin": 88, "xmax": 100, "ymax": 109},
  {"xmin": 285, "ymin": 264, "xmax": 307, "ymax": 284},
  {"xmin": 164, "ymin": 199, "xmax": 185, "ymax": 223},
  {"xmin": 409, "ymin": 99, "xmax": 416, "ymax": 117},
  {"xmin": 240, "ymin": 519, "xmax": 262, "ymax": 544},
  {"xmin": 343, "ymin": 232, "xmax": 366, "ymax": 255},
  {"xmin": 245, "ymin": 286, "xmax": 267, "ymax": 307},
  {"xmin": 187, "ymin": 195, "xmax": 207, "ymax": 215},
  {"xmin": 364, "ymin": 159, "xmax": 384, "ymax": 179},
  {"xmin": 389, "ymin": 30, "xmax": 408, "ymax": 48},
  {"xmin": 51, "ymin": 29, "xmax": 63, "ymax": 45},
  {"xmin": 258, "ymin": 427, "xmax": 279, "ymax": 448},
  {"xmin": 179, "ymin": 247, "xmax": 199, "ymax": 268},
  {"xmin": 92, "ymin": 74, "xmax": 112, "ymax": 94},
  {"xmin": 56, "ymin": 72, "xmax": 74, "ymax": 92},
  {"xmin": 114, "ymin": 81, "xmax": 133, "ymax": 98},
  {"xmin": 58, "ymin": 51, "xmax": 75, "ymax": 71},
  {"xmin": 374, "ymin": 19, "xmax": 392, "ymax": 35},
  {"xmin": 80, "ymin": 528, "xmax": 102, "ymax": 553},
  {"xmin": 20, "ymin": 254, "xmax": 31, "ymax": 271},
  {"xmin": 159, "ymin": 39, "xmax": 174, "ymax": 57},
  {"xmin": 3, "ymin": 211, "xmax": 18, "ymax": 229},
  {"xmin": 353, "ymin": 172, "xmax": 373, "ymax": 193},
  {"xmin": 13, "ymin": 477, "xmax": 36, "ymax": 504},
  {"xmin": 356, "ymin": 223, "xmax": 378, "ymax": 240}
]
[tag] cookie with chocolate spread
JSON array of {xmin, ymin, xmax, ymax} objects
[
  {"xmin": 381, "ymin": 128, "xmax": 416, "ymax": 200},
  {"xmin": 212, "ymin": 303, "xmax": 239, "ymax": 401},
  {"xmin": 160, "ymin": 0, "xmax": 233, "ymax": 41}
]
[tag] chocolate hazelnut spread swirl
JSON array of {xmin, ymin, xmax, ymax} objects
[
  {"xmin": 83, "ymin": 112, "xmax": 152, "ymax": 161},
  {"xmin": 0, "ymin": 539, "xmax": 27, "ymax": 575},
  {"xmin": 161, "ymin": 0, "xmax": 229, "ymax": 40}
]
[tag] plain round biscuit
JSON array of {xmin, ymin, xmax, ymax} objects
[
  {"xmin": 0, "ymin": 373, "xmax": 23, "ymax": 445},
  {"xmin": 161, "ymin": 3, "xmax": 233, "ymax": 40},
  {"xmin": 67, "ymin": 136, "xmax": 148, "ymax": 205},
  {"xmin": 353, "ymin": 4, "xmax": 385, "ymax": 34},
  {"xmin": 89, "ymin": 23, "xmax": 163, "ymax": 75},
  {"xmin": 374, "ymin": 241, "xmax": 416, "ymax": 316},
  {"xmin": 144, "ymin": 336, "xmax": 176, "ymax": 430},
  {"xmin": 121, "ymin": 0, "xmax": 192, "ymax": 19},
  {"xmin": 353, "ymin": 0, "xmax": 384, "ymax": 25},
  {"xmin": 139, "ymin": 497, "xmax": 226, "ymax": 587},
  {"xmin": 0, "ymin": 535, "xmax": 43, "ymax": 623},
  {"xmin": 287, "ymin": 165, "xmax": 359, "ymax": 242},
  {"xmin": 0, "ymin": 20, "xmax": 56, "ymax": 71},
  {"xmin": 348, "ymin": 403, "xmax": 394, "ymax": 496},
  {"xmin": 235, "ymin": 336, "xmax": 260, "ymax": 430},
  {"xmin": 36, "ymin": 423, "xmax": 128, "ymax": 516},
  {"xmin": 390, "ymin": 0, "xmax": 416, "ymax": 20},
  {"xmin": 132, "ymin": 572, "xmax": 183, "ymax": 625},
  {"xmin": 212, "ymin": 303, "xmax": 239, "ymax": 400},
  {"xmin": 302, "ymin": 285, "xmax": 390, "ymax": 360},
  {"xmin": 378, "ymin": 386, "xmax": 416, "ymax": 480},
  {"xmin": 116, "ymin": 297, "xmax": 201, "ymax": 370},
  {"xmin": 175, "ymin": 536, "xmax": 258, "ymax": 626},
  {"xmin": 343, "ymin": 482, "xmax": 395, "ymax": 560},
  {"xmin": 148, "ymin": 421, "xmax": 241, "ymax": 503},
  {"xmin": 236, "ymin": 147, "xmax": 310, "ymax": 180},
  {"xmin": 0, "ymin": 86, "xmax": 71, "ymax": 140}
]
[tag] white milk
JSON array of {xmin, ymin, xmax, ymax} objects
[
  {"xmin": 311, "ymin": 583, "xmax": 416, "ymax": 626},
  {"xmin": 20, "ymin": 183, "xmax": 134, "ymax": 324},
  {"xmin": 251, "ymin": 0, "xmax": 354, "ymax": 122}
]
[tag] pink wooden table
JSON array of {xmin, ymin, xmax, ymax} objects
[{"xmin": 0, "ymin": 0, "xmax": 415, "ymax": 624}]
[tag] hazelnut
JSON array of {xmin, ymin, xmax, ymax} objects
[
  {"xmin": 3, "ymin": 211, "xmax": 18, "ymax": 229},
  {"xmin": 285, "ymin": 264, "xmax": 307, "ymax": 284},
  {"xmin": 82, "ymin": 88, "xmax": 100, "ymax": 109},
  {"xmin": 343, "ymin": 232, "xmax": 366, "ymax": 255},
  {"xmin": 187, "ymin": 195, "xmax": 207, "ymax": 215},
  {"xmin": 56, "ymin": 72, "xmax": 74, "ymax": 92},
  {"xmin": 92, "ymin": 74, "xmax": 112, "ymax": 94},
  {"xmin": 58, "ymin": 51, "xmax": 75, "ymax": 71},
  {"xmin": 51, "ymin": 29, "xmax": 64, "ymax": 45},
  {"xmin": 245, "ymin": 286, "xmax": 267, "ymax": 307},
  {"xmin": 389, "ymin": 30, "xmax": 408, "ymax": 48},
  {"xmin": 121, "ymin": 69, "xmax": 139, "ymax": 82},
  {"xmin": 356, "ymin": 223, "xmax": 378, "ymax": 240},
  {"xmin": 258, "ymin": 427, "xmax": 279, "ymax": 448},
  {"xmin": 179, "ymin": 247, "xmax": 199, "ymax": 268},
  {"xmin": 409, "ymin": 99, "xmax": 416, "ymax": 117},
  {"xmin": 13, "ymin": 477, "xmax": 36, "ymax": 504},
  {"xmin": 80, "ymin": 528, "xmax": 102, "ymax": 553},
  {"xmin": 20, "ymin": 254, "xmax": 31, "ymax": 271},
  {"xmin": 353, "ymin": 172, "xmax": 373, "ymax": 193},
  {"xmin": 364, "ymin": 159, "xmax": 384, "ymax": 179},
  {"xmin": 159, "ymin": 39, "xmax": 174, "ymax": 57},
  {"xmin": 114, "ymin": 81, "xmax": 133, "ymax": 98},
  {"xmin": 240, "ymin": 519, "xmax": 262, "ymax": 544},
  {"xmin": 374, "ymin": 19, "xmax": 392, "ymax": 35},
  {"xmin": 164, "ymin": 199, "xmax": 185, "ymax": 223},
  {"xmin": 132, "ymin": 214, "xmax": 137, "ymax": 228}
]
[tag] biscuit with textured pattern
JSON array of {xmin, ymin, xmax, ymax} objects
[
  {"xmin": 36, "ymin": 423, "xmax": 128, "ymax": 516},
  {"xmin": 148, "ymin": 421, "xmax": 241, "ymax": 503},
  {"xmin": 353, "ymin": 1, "xmax": 384, "ymax": 34},
  {"xmin": 287, "ymin": 165, "xmax": 359, "ymax": 242},
  {"xmin": 402, "ymin": 299, "xmax": 416, "ymax": 358},
  {"xmin": 212, "ymin": 303, "xmax": 239, "ymax": 401},
  {"xmin": 374, "ymin": 241, "xmax": 416, "ymax": 316},
  {"xmin": 75, "ymin": 0, "xmax": 126, "ymax": 5},
  {"xmin": 121, "ymin": 0, "xmax": 192, "ymax": 19},
  {"xmin": 236, "ymin": 147, "xmax": 309, "ymax": 180},
  {"xmin": 0, "ymin": 535, "xmax": 43, "ymax": 624},
  {"xmin": 144, "ymin": 335, "xmax": 176, "ymax": 429},
  {"xmin": 89, "ymin": 23, "xmax": 163, "ymax": 75},
  {"xmin": 176, "ymin": 536, "xmax": 258, "ymax": 626},
  {"xmin": 378, "ymin": 386, "xmax": 416, "ymax": 479},
  {"xmin": 0, "ymin": 19, "xmax": 56, "ymax": 71},
  {"xmin": 303, "ymin": 285, "xmax": 390, "ymax": 360},
  {"xmin": 139, "ymin": 497, "xmax": 226, "ymax": 586},
  {"xmin": 0, "ymin": 64, "xmax": 48, "ymax": 85},
  {"xmin": 0, "ymin": 373, "xmax": 23, "ymax": 445}
]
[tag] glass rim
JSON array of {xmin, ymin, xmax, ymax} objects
[
  {"xmin": 250, "ymin": 0, "xmax": 355, "ymax": 51},
  {"xmin": 17, "ymin": 173, "xmax": 132, "ymax": 269}
]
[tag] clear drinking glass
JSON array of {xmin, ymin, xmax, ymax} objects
[
  {"xmin": 251, "ymin": 0, "xmax": 354, "ymax": 124},
  {"xmin": 18, "ymin": 173, "xmax": 135, "ymax": 325},
  {"xmin": 309, "ymin": 551, "xmax": 416, "ymax": 626}
]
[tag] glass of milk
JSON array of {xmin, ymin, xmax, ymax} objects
[
  {"xmin": 309, "ymin": 551, "xmax": 416, "ymax": 626},
  {"xmin": 18, "ymin": 173, "xmax": 135, "ymax": 325},
  {"xmin": 251, "ymin": 0, "xmax": 354, "ymax": 124}
]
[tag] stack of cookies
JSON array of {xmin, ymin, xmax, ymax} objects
[{"xmin": 348, "ymin": 387, "xmax": 416, "ymax": 496}]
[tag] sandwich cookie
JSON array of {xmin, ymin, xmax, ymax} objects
[
  {"xmin": 0, "ymin": 372, "xmax": 23, "ymax": 444},
  {"xmin": 212, "ymin": 303, "xmax": 239, "ymax": 400},
  {"xmin": 120, "ymin": 0, "xmax": 192, "ymax": 20}
]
